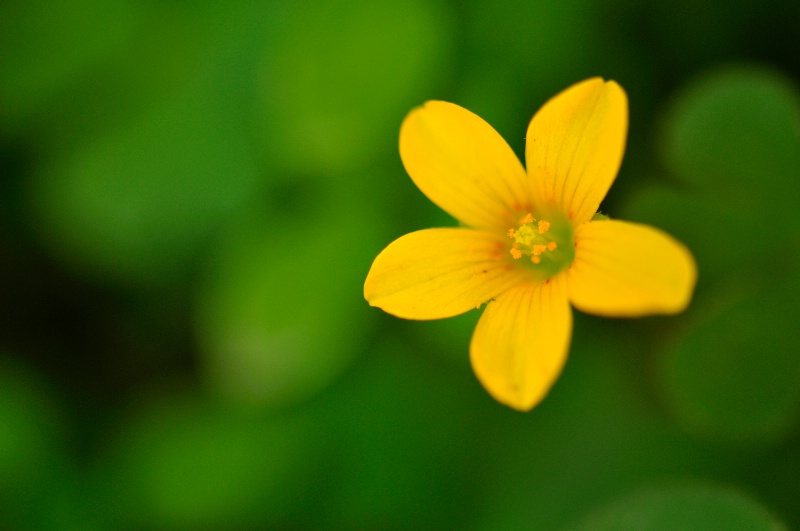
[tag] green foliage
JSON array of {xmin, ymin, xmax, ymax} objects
[
  {"xmin": 660, "ymin": 274, "xmax": 800, "ymax": 445},
  {"xmin": 194, "ymin": 185, "xmax": 385, "ymax": 410},
  {"xmin": 26, "ymin": 81, "xmax": 259, "ymax": 286},
  {"xmin": 569, "ymin": 483, "xmax": 785, "ymax": 531},
  {"xmin": 256, "ymin": 0, "xmax": 455, "ymax": 174},
  {"xmin": 625, "ymin": 67, "xmax": 800, "ymax": 448},
  {"xmin": 94, "ymin": 392, "xmax": 320, "ymax": 529}
]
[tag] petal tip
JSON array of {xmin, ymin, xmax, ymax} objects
[
  {"xmin": 566, "ymin": 76, "xmax": 620, "ymax": 93},
  {"xmin": 568, "ymin": 221, "xmax": 698, "ymax": 318},
  {"xmin": 662, "ymin": 244, "xmax": 698, "ymax": 315},
  {"xmin": 470, "ymin": 354, "xmax": 558, "ymax": 412},
  {"xmin": 469, "ymin": 280, "xmax": 572, "ymax": 412},
  {"xmin": 525, "ymin": 77, "xmax": 630, "ymax": 224}
]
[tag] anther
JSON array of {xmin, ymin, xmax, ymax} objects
[
  {"xmin": 538, "ymin": 220, "xmax": 550, "ymax": 234},
  {"xmin": 504, "ymin": 210, "xmax": 574, "ymax": 276},
  {"xmin": 506, "ymin": 212, "xmax": 572, "ymax": 272}
]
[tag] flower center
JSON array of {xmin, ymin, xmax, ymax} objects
[{"xmin": 507, "ymin": 212, "xmax": 575, "ymax": 279}]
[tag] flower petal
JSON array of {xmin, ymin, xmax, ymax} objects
[
  {"xmin": 364, "ymin": 228, "xmax": 526, "ymax": 320},
  {"xmin": 526, "ymin": 78, "xmax": 628, "ymax": 225},
  {"xmin": 400, "ymin": 101, "xmax": 530, "ymax": 231},
  {"xmin": 567, "ymin": 220, "xmax": 697, "ymax": 317},
  {"xmin": 470, "ymin": 276, "xmax": 572, "ymax": 411}
]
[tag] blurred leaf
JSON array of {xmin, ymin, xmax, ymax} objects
[
  {"xmin": 626, "ymin": 67, "xmax": 800, "ymax": 290},
  {"xmin": 0, "ymin": 356, "xmax": 76, "ymax": 529},
  {"xmin": 475, "ymin": 335, "xmax": 714, "ymax": 530},
  {"xmin": 458, "ymin": 0, "xmax": 600, "ymax": 146},
  {"xmin": 449, "ymin": 70, "xmax": 526, "ymax": 157},
  {"xmin": 257, "ymin": 0, "xmax": 455, "ymax": 174},
  {"xmin": 0, "ymin": 2, "xmax": 222, "ymax": 148},
  {"xmin": 464, "ymin": 0, "xmax": 597, "ymax": 81},
  {"xmin": 645, "ymin": 0, "xmax": 762, "ymax": 72},
  {"xmin": 568, "ymin": 482, "xmax": 785, "ymax": 531},
  {"xmin": 412, "ymin": 309, "xmax": 480, "ymax": 370},
  {"xmin": 0, "ymin": 357, "xmax": 59, "ymax": 484},
  {"xmin": 658, "ymin": 274, "xmax": 800, "ymax": 445},
  {"xmin": 659, "ymin": 66, "xmax": 800, "ymax": 230},
  {"xmin": 303, "ymin": 341, "xmax": 478, "ymax": 529},
  {"xmin": 621, "ymin": 63, "xmax": 800, "ymax": 467},
  {"xmin": 745, "ymin": 444, "xmax": 800, "ymax": 529},
  {"xmin": 25, "ymin": 79, "xmax": 258, "ymax": 287},
  {"xmin": 97, "ymin": 392, "xmax": 319, "ymax": 529},
  {"xmin": 194, "ymin": 184, "xmax": 385, "ymax": 410},
  {"xmin": 0, "ymin": 0, "xmax": 137, "ymax": 133}
]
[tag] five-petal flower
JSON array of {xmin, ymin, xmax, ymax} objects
[{"xmin": 364, "ymin": 78, "xmax": 697, "ymax": 411}]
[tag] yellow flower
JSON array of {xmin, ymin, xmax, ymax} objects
[{"xmin": 364, "ymin": 78, "xmax": 697, "ymax": 411}]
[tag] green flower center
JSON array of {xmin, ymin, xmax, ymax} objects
[{"xmin": 507, "ymin": 212, "xmax": 574, "ymax": 280}]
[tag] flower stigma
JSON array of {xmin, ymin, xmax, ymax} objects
[{"xmin": 507, "ymin": 212, "xmax": 575, "ymax": 280}]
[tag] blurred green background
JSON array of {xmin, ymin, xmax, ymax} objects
[{"xmin": 1, "ymin": 0, "xmax": 799, "ymax": 529}]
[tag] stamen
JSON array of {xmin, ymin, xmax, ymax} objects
[
  {"xmin": 537, "ymin": 220, "xmax": 550, "ymax": 234},
  {"xmin": 505, "ymin": 211, "xmax": 573, "ymax": 276}
]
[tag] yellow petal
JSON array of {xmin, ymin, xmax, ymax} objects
[
  {"xmin": 400, "ymin": 101, "xmax": 530, "ymax": 231},
  {"xmin": 470, "ymin": 276, "xmax": 572, "ymax": 411},
  {"xmin": 567, "ymin": 220, "xmax": 697, "ymax": 317},
  {"xmin": 364, "ymin": 228, "xmax": 526, "ymax": 320},
  {"xmin": 526, "ymin": 78, "xmax": 628, "ymax": 225}
]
